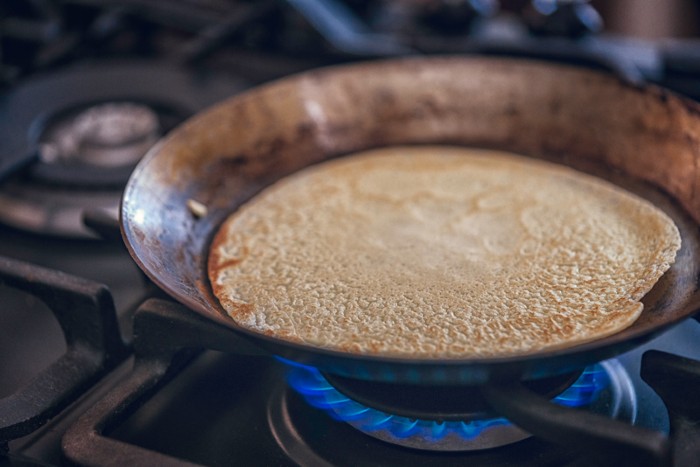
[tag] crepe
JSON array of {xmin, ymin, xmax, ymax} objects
[{"xmin": 208, "ymin": 146, "xmax": 681, "ymax": 358}]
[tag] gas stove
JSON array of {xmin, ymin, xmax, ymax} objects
[{"xmin": 2, "ymin": 1, "xmax": 700, "ymax": 466}]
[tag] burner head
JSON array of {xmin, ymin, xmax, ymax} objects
[
  {"xmin": 322, "ymin": 369, "xmax": 581, "ymax": 421},
  {"xmin": 283, "ymin": 360, "xmax": 633, "ymax": 452},
  {"xmin": 40, "ymin": 102, "xmax": 160, "ymax": 169},
  {"xmin": 31, "ymin": 101, "xmax": 175, "ymax": 189},
  {"xmin": 0, "ymin": 61, "xmax": 249, "ymax": 238}
]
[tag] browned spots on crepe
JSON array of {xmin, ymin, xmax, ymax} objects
[{"xmin": 208, "ymin": 146, "xmax": 681, "ymax": 358}]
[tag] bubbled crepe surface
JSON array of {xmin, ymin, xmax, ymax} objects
[{"xmin": 208, "ymin": 147, "xmax": 681, "ymax": 358}]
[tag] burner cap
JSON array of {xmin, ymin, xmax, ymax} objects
[
  {"xmin": 0, "ymin": 60, "xmax": 250, "ymax": 238},
  {"xmin": 40, "ymin": 102, "xmax": 160, "ymax": 168},
  {"xmin": 323, "ymin": 371, "xmax": 581, "ymax": 421},
  {"xmin": 31, "ymin": 100, "xmax": 176, "ymax": 189}
]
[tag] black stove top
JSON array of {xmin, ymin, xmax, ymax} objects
[{"xmin": 2, "ymin": 1, "xmax": 700, "ymax": 466}]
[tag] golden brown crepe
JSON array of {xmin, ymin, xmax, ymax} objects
[{"xmin": 208, "ymin": 146, "xmax": 681, "ymax": 358}]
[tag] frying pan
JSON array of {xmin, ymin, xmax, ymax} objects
[{"xmin": 121, "ymin": 57, "xmax": 700, "ymax": 385}]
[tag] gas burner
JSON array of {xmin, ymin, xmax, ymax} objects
[
  {"xmin": 268, "ymin": 367, "xmax": 580, "ymax": 465},
  {"xmin": 0, "ymin": 60, "xmax": 249, "ymax": 238},
  {"xmin": 282, "ymin": 360, "xmax": 636, "ymax": 452},
  {"xmin": 31, "ymin": 101, "xmax": 175, "ymax": 188},
  {"xmin": 40, "ymin": 102, "xmax": 160, "ymax": 170}
]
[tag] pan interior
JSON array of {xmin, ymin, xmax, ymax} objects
[
  {"xmin": 207, "ymin": 146, "xmax": 684, "ymax": 359},
  {"xmin": 121, "ymin": 58, "xmax": 700, "ymax": 382}
]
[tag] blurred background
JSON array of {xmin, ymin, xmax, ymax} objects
[
  {"xmin": 3, "ymin": 1, "xmax": 700, "ymax": 89},
  {"xmin": 591, "ymin": 0, "xmax": 700, "ymax": 38},
  {"xmin": 2, "ymin": 0, "xmax": 700, "ymax": 239}
]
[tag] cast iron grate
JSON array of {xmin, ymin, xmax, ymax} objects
[
  {"xmin": 61, "ymin": 298, "xmax": 700, "ymax": 466},
  {"xmin": 0, "ymin": 256, "xmax": 128, "ymax": 443},
  {"xmin": 61, "ymin": 298, "xmax": 264, "ymax": 466}
]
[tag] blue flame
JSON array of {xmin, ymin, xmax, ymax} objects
[
  {"xmin": 554, "ymin": 365, "xmax": 608, "ymax": 408},
  {"xmin": 280, "ymin": 358, "xmax": 609, "ymax": 441}
]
